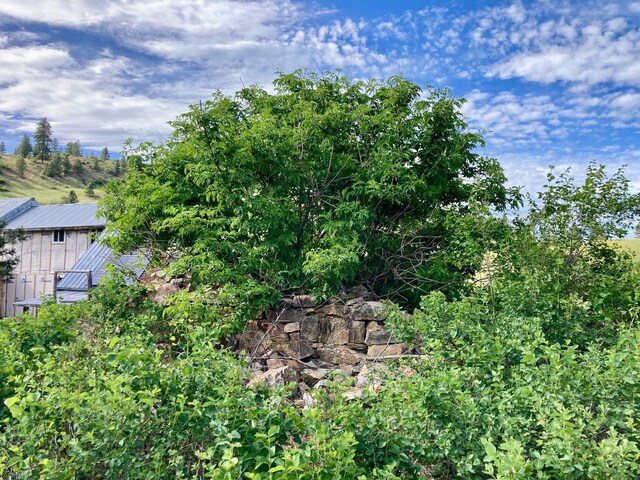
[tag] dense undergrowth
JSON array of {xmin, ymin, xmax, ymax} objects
[
  {"xmin": 1, "ymin": 266, "xmax": 640, "ymax": 479},
  {"xmin": 2, "ymin": 72, "xmax": 640, "ymax": 478}
]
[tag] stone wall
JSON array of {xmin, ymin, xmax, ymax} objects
[
  {"xmin": 238, "ymin": 289, "xmax": 408, "ymax": 386},
  {"xmin": 144, "ymin": 271, "xmax": 410, "ymax": 389}
]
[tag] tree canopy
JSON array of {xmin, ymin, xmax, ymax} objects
[{"xmin": 102, "ymin": 70, "xmax": 517, "ymax": 308}]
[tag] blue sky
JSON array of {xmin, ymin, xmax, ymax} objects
[{"xmin": 0, "ymin": 0, "xmax": 639, "ymax": 194}]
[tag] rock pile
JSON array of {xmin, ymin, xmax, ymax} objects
[{"xmin": 239, "ymin": 289, "xmax": 408, "ymax": 388}]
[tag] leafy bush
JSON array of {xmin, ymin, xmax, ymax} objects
[{"xmin": 100, "ymin": 70, "xmax": 516, "ymax": 310}]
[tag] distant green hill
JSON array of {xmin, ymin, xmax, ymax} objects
[{"xmin": 0, "ymin": 153, "xmax": 120, "ymax": 204}]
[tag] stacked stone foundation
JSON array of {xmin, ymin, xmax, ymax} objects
[{"xmin": 238, "ymin": 290, "xmax": 408, "ymax": 387}]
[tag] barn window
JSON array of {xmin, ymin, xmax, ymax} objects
[{"xmin": 53, "ymin": 229, "xmax": 66, "ymax": 243}]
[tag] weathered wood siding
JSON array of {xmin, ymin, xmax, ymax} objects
[{"xmin": 1, "ymin": 229, "xmax": 94, "ymax": 317}]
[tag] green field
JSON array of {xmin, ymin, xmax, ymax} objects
[{"xmin": 0, "ymin": 154, "xmax": 117, "ymax": 204}]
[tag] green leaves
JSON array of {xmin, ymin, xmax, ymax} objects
[{"xmin": 100, "ymin": 69, "xmax": 511, "ymax": 309}]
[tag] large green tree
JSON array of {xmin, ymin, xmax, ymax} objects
[
  {"xmin": 101, "ymin": 71, "xmax": 515, "ymax": 308},
  {"xmin": 34, "ymin": 117, "xmax": 53, "ymax": 163}
]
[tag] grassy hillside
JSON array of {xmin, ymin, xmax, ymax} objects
[{"xmin": 0, "ymin": 153, "xmax": 119, "ymax": 204}]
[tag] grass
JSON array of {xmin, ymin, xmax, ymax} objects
[
  {"xmin": 0, "ymin": 154, "xmax": 118, "ymax": 204},
  {"xmin": 611, "ymin": 238, "xmax": 640, "ymax": 256}
]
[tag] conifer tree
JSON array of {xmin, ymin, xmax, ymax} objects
[
  {"xmin": 34, "ymin": 117, "xmax": 53, "ymax": 163},
  {"xmin": 15, "ymin": 135, "xmax": 32, "ymax": 158},
  {"xmin": 16, "ymin": 156, "xmax": 27, "ymax": 178}
]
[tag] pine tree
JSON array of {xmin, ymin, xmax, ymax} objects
[
  {"xmin": 34, "ymin": 117, "xmax": 53, "ymax": 163},
  {"xmin": 0, "ymin": 141, "xmax": 5, "ymax": 156},
  {"xmin": 62, "ymin": 154, "xmax": 72, "ymax": 175},
  {"xmin": 65, "ymin": 141, "xmax": 81, "ymax": 157},
  {"xmin": 64, "ymin": 190, "xmax": 79, "ymax": 204},
  {"xmin": 16, "ymin": 156, "xmax": 27, "ymax": 178},
  {"xmin": 44, "ymin": 152, "xmax": 63, "ymax": 177},
  {"xmin": 100, "ymin": 147, "xmax": 110, "ymax": 161},
  {"xmin": 73, "ymin": 159, "xmax": 84, "ymax": 175},
  {"xmin": 15, "ymin": 135, "xmax": 32, "ymax": 158}
]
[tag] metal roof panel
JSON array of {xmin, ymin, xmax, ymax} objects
[
  {"xmin": 57, "ymin": 235, "xmax": 148, "ymax": 290},
  {"xmin": 4, "ymin": 202, "xmax": 104, "ymax": 230},
  {"xmin": 0, "ymin": 197, "xmax": 37, "ymax": 223}
]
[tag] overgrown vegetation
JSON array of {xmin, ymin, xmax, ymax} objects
[
  {"xmin": 2, "ymin": 71, "xmax": 640, "ymax": 479},
  {"xmin": 101, "ymin": 70, "xmax": 518, "ymax": 312}
]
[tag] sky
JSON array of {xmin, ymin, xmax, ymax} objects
[{"xmin": 0, "ymin": 0, "xmax": 639, "ymax": 195}]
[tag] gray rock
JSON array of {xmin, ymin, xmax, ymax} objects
[
  {"xmin": 300, "ymin": 316, "xmax": 320, "ymax": 342},
  {"xmin": 284, "ymin": 322, "xmax": 300, "ymax": 333},
  {"xmin": 318, "ymin": 303, "xmax": 345, "ymax": 317},
  {"xmin": 364, "ymin": 322, "xmax": 397, "ymax": 345},
  {"xmin": 326, "ymin": 318, "xmax": 349, "ymax": 345},
  {"xmin": 237, "ymin": 321, "xmax": 266, "ymax": 353},
  {"xmin": 349, "ymin": 301, "xmax": 386, "ymax": 321},
  {"xmin": 316, "ymin": 346, "xmax": 366, "ymax": 366},
  {"xmin": 349, "ymin": 321, "xmax": 366, "ymax": 343},
  {"xmin": 367, "ymin": 343, "xmax": 407, "ymax": 358},
  {"xmin": 278, "ymin": 309, "xmax": 306, "ymax": 323},
  {"xmin": 301, "ymin": 368, "xmax": 330, "ymax": 386},
  {"xmin": 302, "ymin": 391, "xmax": 316, "ymax": 408},
  {"xmin": 266, "ymin": 358, "xmax": 301, "ymax": 369},
  {"xmin": 342, "ymin": 387, "xmax": 364, "ymax": 401},
  {"xmin": 151, "ymin": 281, "xmax": 181, "ymax": 305},
  {"xmin": 262, "ymin": 322, "xmax": 289, "ymax": 340},
  {"xmin": 347, "ymin": 285, "xmax": 369, "ymax": 299},
  {"xmin": 278, "ymin": 334, "xmax": 315, "ymax": 360},
  {"xmin": 248, "ymin": 366, "xmax": 298, "ymax": 387},
  {"xmin": 314, "ymin": 379, "xmax": 329, "ymax": 389}
]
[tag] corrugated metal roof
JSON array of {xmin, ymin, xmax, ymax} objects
[
  {"xmin": 14, "ymin": 291, "xmax": 88, "ymax": 307},
  {"xmin": 14, "ymin": 297, "xmax": 45, "ymax": 307},
  {"xmin": 56, "ymin": 235, "xmax": 148, "ymax": 291},
  {"xmin": 56, "ymin": 291, "xmax": 89, "ymax": 303},
  {"xmin": 0, "ymin": 197, "xmax": 37, "ymax": 223},
  {"xmin": 3, "ymin": 202, "xmax": 104, "ymax": 230}
]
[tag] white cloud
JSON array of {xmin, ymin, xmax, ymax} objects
[
  {"xmin": 0, "ymin": 46, "xmax": 73, "ymax": 84},
  {"xmin": 488, "ymin": 22, "xmax": 640, "ymax": 86},
  {"xmin": 0, "ymin": 0, "xmax": 401, "ymax": 151},
  {"xmin": 0, "ymin": 0, "xmax": 637, "ymax": 194},
  {"xmin": 0, "ymin": 44, "xmax": 184, "ymax": 150}
]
